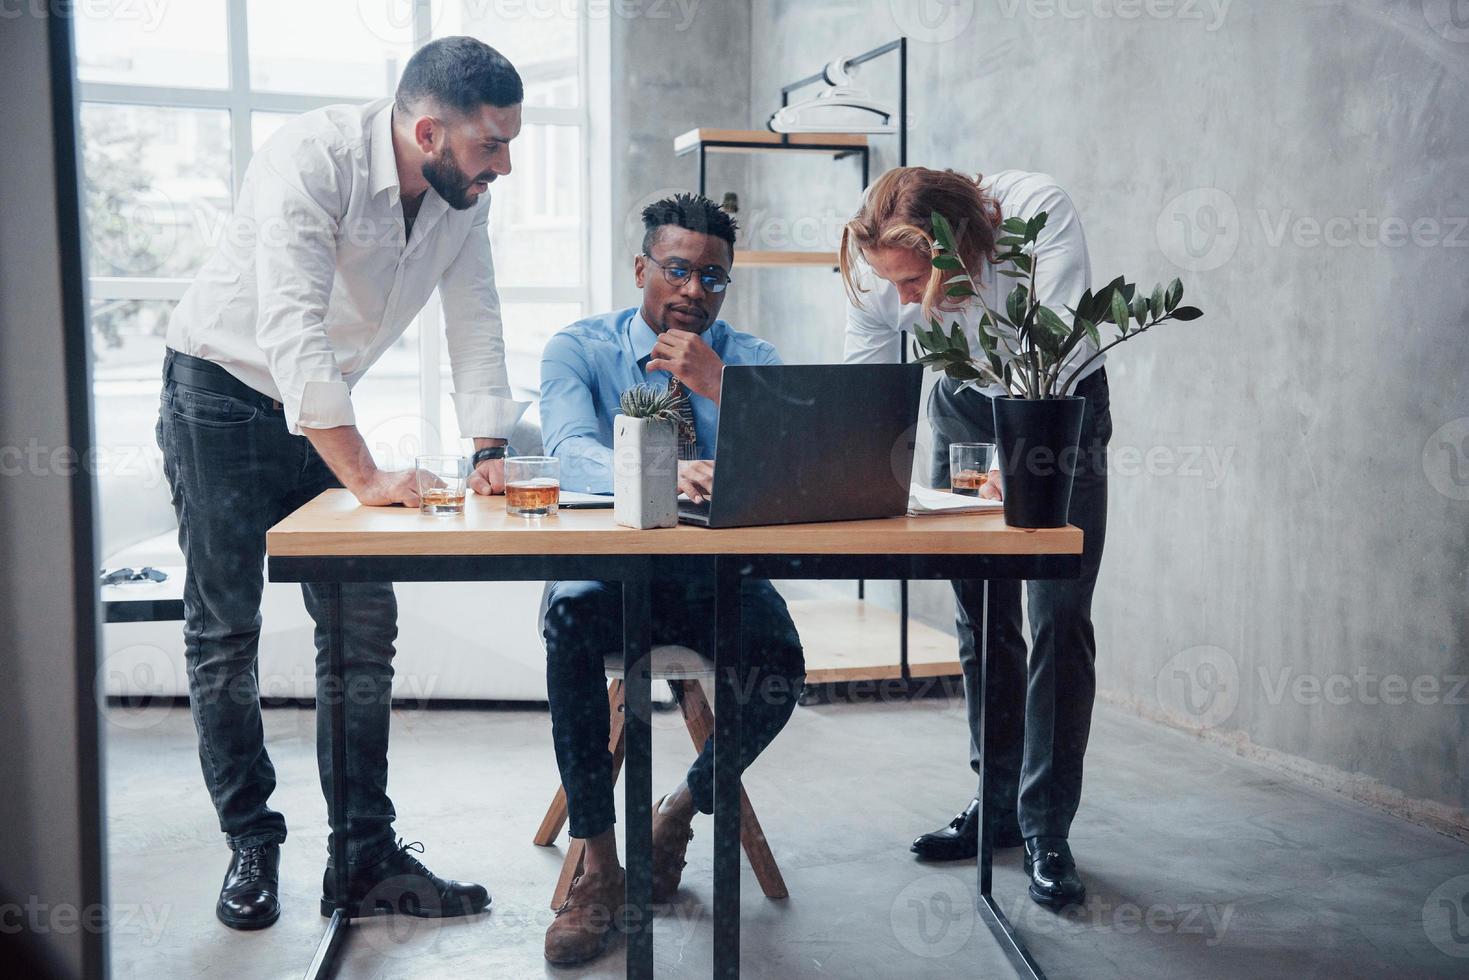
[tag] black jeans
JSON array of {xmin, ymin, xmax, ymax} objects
[
  {"xmin": 929, "ymin": 368, "xmax": 1112, "ymax": 840},
  {"xmin": 541, "ymin": 577, "xmax": 806, "ymax": 840},
  {"xmin": 156, "ymin": 350, "xmax": 398, "ymax": 867}
]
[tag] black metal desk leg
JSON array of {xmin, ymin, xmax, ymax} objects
[
  {"xmin": 711, "ymin": 557, "xmax": 743, "ymax": 979},
  {"xmin": 306, "ymin": 581, "xmax": 352, "ymax": 980},
  {"xmin": 975, "ymin": 580, "xmax": 1048, "ymax": 980},
  {"xmin": 623, "ymin": 561, "xmax": 654, "ymax": 978}
]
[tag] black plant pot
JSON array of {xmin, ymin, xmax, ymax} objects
[{"xmin": 992, "ymin": 396, "xmax": 1086, "ymax": 529}]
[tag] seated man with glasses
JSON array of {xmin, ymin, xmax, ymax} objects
[{"xmin": 536, "ymin": 193, "xmax": 807, "ymax": 966}]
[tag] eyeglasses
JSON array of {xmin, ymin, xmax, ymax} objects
[
  {"xmin": 100, "ymin": 566, "xmax": 168, "ymax": 586},
  {"xmin": 642, "ymin": 253, "xmax": 732, "ymax": 293}
]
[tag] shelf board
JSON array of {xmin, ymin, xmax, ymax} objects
[
  {"xmin": 733, "ymin": 250, "xmax": 838, "ymax": 269},
  {"xmin": 786, "ymin": 597, "xmax": 961, "ymax": 684},
  {"xmin": 675, "ymin": 128, "xmax": 869, "ymax": 157}
]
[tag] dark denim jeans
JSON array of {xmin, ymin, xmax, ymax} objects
[
  {"xmin": 156, "ymin": 351, "xmax": 398, "ymax": 867},
  {"xmin": 542, "ymin": 577, "xmax": 806, "ymax": 840},
  {"xmin": 929, "ymin": 368, "xmax": 1112, "ymax": 840}
]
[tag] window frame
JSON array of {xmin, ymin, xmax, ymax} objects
[{"xmin": 79, "ymin": 0, "xmax": 595, "ymax": 452}]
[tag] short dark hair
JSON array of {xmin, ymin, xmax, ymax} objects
[
  {"xmin": 641, "ymin": 193, "xmax": 738, "ymax": 258},
  {"xmin": 395, "ymin": 36, "xmax": 523, "ymax": 116}
]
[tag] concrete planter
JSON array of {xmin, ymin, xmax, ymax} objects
[{"xmin": 613, "ymin": 414, "xmax": 678, "ymax": 529}]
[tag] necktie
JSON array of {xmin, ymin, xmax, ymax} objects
[{"xmin": 666, "ymin": 376, "xmax": 699, "ymax": 460}]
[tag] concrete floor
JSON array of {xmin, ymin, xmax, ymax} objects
[{"xmin": 103, "ymin": 694, "xmax": 1469, "ymax": 979}]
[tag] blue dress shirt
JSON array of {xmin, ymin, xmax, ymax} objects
[{"xmin": 540, "ymin": 307, "xmax": 781, "ymax": 494}]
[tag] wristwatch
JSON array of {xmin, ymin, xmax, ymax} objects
[{"xmin": 471, "ymin": 446, "xmax": 507, "ymax": 467}]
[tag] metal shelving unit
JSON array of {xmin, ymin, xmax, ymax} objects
[{"xmin": 673, "ymin": 38, "xmax": 959, "ymax": 690}]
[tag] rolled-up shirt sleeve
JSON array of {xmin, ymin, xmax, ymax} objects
[
  {"xmin": 439, "ymin": 197, "xmax": 529, "ymax": 439},
  {"xmin": 540, "ymin": 331, "xmax": 614, "ymax": 494},
  {"xmin": 252, "ymin": 145, "xmax": 352, "ymax": 434}
]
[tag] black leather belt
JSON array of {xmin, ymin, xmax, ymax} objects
[{"xmin": 164, "ymin": 349, "xmax": 284, "ymax": 413}]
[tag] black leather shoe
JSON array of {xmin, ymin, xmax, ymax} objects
[
  {"xmin": 1024, "ymin": 836, "xmax": 1085, "ymax": 909},
  {"xmin": 321, "ymin": 840, "xmax": 490, "ymax": 919},
  {"xmin": 911, "ymin": 798, "xmax": 1024, "ymax": 861},
  {"xmin": 216, "ymin": 843, "xmax": 281, "ymax": 930}
]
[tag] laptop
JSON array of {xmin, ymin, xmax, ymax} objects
[{"xmin": 678, "ymin": 363, "xmax": 923, "ymax": 528}]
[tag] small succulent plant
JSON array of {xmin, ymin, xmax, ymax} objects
[{"xmin": 619, "ymin": 383, "xmax": 695, "ymax": 443}]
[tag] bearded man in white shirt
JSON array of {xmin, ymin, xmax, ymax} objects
[{"xmin": 157, "ymin": 36, "xmax": 526, "ymax": 930}]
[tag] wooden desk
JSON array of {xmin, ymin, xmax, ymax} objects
[{"xmin": 267, "ymin": 491, "xmax": 1083, "ymax": 980}]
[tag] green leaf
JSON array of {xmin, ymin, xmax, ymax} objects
[
  {"xmin": 1011, "ymin": 253, "xmax": 1032, "ymax": 274},
  {"xmin": 1150, "ymin": 284, "xmax": 1164, "ymax": 318},
  {"xmin": 946, "ymin": 282, "xmax": 975, "ymax": 298},
  {"xmin": 1025, "ymin": 211, "xmax": 1049, "ymax": 242},
  {"xmin": 945, "ymin": 362, "xmax": 982, "ymax": 381},
  {"xmin": 915, "ymin": 324, "xmax": 942, "ymax": 353},
  {"xmin": 1170, "ymin": 305, "xmax": 1204, "ymax": 321},
  {"xmin": 1110, "ymin": 288, "xmax": 1131, "ymax": 333},
  {"xmin": 931, "ymin": 212, "xmax": 958, "ymax": 253},
  {"xmin": 1000, "ymin": 216, "xmax": 1028, "ymax": 236},
  {"xmin": 1121, "ymin": 282, "xmax": 1137, "ymax": 304},
  {"xmin": 976, "ymin": 324, "xmax": 997, "ymax": 355},
  {"xmin": 1006, "ymin": 285, "xmax": 1029, "ymax": 329},
  {"xmin": 1165, "ymin": 278, "xmax": 1182, "ymax": 312},
  {"xmin": 1036, "ymin": 305, "xmax": 1069, "ymax": 341},
  {"xmin": 1083, "ymin": 318, "xmax": 1101, "ymax": 348},
  {"xmin": 931, "ymin": 254, "xmax": 962, "ymax": 271},
  {"xmin": 998, "ymin": 269, "xmax": 1028, "ymax": 278},
  {"xmin": 949, "ymin": 322, "xmax": 970, "ymax": 358},
  {"xmin": 996, "ymin": 235, "xmax": 1026, "ymax": 248},
  {"xmin": 1073, "ymin": 289, "xmax": 1094, "ymax": 323},
  {"xmin": 1130, "ymin": 296, "xmax": 1150, "ymax": 327}
]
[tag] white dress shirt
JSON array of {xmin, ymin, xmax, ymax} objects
[
  {"xmin": 844, "ymin": 169, "xmax": 1104, "ymax": 396},
  {"xmin": 166, "ymin": 98, "xmax": 527, "ymax": 437}
]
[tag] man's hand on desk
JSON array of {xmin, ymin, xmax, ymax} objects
[
  {"xmin": 647, "ymin": 330, "xmax": 724, "ymax": 404},
  {"xmin": 352, "ymin": 468, "xmax": 423, "ymax": 508},
  {"xmin": 679, "ymin": 459, "xmax": 715, "ymax": 504},
  {"xmin": 468, "ymin": 438, "xmax": 509, "ymax": 495},
  {"xmin": 980, "ymin": 467, "xmax": 1003, "ymax": 501},
  {"xmin": 302, "ymin": 424, "xmax": 421, "ymax": 508},
  {"xmin": 468, "ymin": 459, "xmax": 505, "ymax": 496}
]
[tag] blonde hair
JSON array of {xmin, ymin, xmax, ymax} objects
[{"xmin": 839, "ymin": 167, "xmax": 1003, "ymax": 321}]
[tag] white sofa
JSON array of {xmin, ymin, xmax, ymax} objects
[{"xmin": 99, "ymin": 413, "xmax": 552, "ymax": 702}]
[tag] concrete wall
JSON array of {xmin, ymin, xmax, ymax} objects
[
  {"xmin": 0, "ymin": 10, "xmax": 109, "ymax": 978},
  {"xmin": 607, "ymin": 1, "xmax": 752, "ymax": 324},
  {"xmin": 745, "ymin": 0, "xmax": 1469, "ymax": 831}
]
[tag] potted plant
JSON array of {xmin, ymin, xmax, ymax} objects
[
  {"xmin": 612, "ymin": 383, "xmax": 691, "ymax": 529},
  {"xmin": 914, "ymin": 210, "xmax": 1204, "ymax": 528}
]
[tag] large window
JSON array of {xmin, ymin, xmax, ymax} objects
[{"xmin": 77, "ymin": 0, "xmax": 592, "ymax": 493}]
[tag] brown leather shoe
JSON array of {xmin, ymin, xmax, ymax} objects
[
  {"xmin": 544, "ymin": 867, "xmax": 626, "ymax": 966},
  {"xmin": 652, "ymin": 795, "xmax": 696, "ymax": 903}
]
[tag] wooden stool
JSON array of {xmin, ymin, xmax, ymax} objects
[{"xmin": 532, "ymin": 645, "xmax": 789, "ymax": 909}]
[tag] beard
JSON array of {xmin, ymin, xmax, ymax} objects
[{"xmin": 421, "ymin": 143, "xmax": 493, "ymax": 211}]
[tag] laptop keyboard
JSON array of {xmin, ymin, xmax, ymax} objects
[{"xmin": 678, "ymin": 497, "xmax": 712, "ymax": 525}]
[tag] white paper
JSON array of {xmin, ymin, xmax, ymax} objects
[{"xmin": 907, "ymin": 482, "xmax": 1005, "ymax": 516}]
